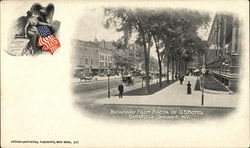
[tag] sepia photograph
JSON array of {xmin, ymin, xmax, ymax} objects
[{"xmin": 71, "ymin": 7, "xmax": 240, "ymax": 121}]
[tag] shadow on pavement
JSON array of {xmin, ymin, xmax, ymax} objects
[{"xmin": 118, "ymin": 80, "xmax": 177, "ymax": 96}]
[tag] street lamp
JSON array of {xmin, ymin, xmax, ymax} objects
[
  {"xmin": 107, "ymin": 69, "xmax": 111, "ymax": 98},
  {"xmin": 141, "ymin": 71, "xmax": 145, "ymax": 88},
  {"xmin": 201, "ymin": 64, "xmax": 206, "ymax": 105},
  {"xmin": 222, "ymin": 62, "xmax": 225, "ymax": 73}
]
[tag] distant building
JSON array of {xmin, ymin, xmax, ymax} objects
[
  {"xmin": 128, "ymin": 44, "xmax": 144, "ymax": 72},
  {"xmin": 187, "ymin": 56, "xmax": 203, "ymax": 73},
  {"xmin": 206, "ymin": 14, "xmax": 241, "ymax": 92},
  {"xmin": 72, "ymin": 39, "xmax": 115, "ymax": 76}
]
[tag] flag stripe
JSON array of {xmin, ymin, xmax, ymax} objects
[{"xmin": 37, "ymin": 25, "xmax": 60, "ymax": 54}]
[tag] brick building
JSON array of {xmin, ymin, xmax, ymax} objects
[
  {"xmin": 206, "ymin": 14, "xmax": 241, "ymax": 92},
  {"xmin": 72, "ymin": 39, "xmax": 114, "ymax": 77},
  {"xmin": 95, "ymin": 39, "xmax": 115, "ymax": 74}
]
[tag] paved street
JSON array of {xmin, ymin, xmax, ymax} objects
[
  {"xmin": 95, "ymin": 76, "xmax": 238, "ymax": 108},
  {"xmin": 74, "ymin": 76, "xmax": 163, "ymax": 103},
  {"xmin": 72, "ymin": 75, "xmax": 121, "ymax": 83}
]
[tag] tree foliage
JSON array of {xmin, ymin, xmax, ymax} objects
[
  {"xmin": 104, "ymin": 7, "xmax": 211, "ymax": 90},
  {"xmin": 112, "ymin": 39, "xmax": 143, "ymax": 70}
]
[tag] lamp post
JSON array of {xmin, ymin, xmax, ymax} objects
[
  {"xmin": 141, "ymin": 71, "xmax": 145, "ymax": 88},
  {"xmin": 107, "ymin": 69, "xmax": 111, "ymax": 98},
  {"xmin": 222, "ymin": 62, "xmax": 225, "ymax": 73},
  {"xmin": 201, "ymin": 64, "xmax": 206, "ymax": 105}
]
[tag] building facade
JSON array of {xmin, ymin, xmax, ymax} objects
[
  {"xmin": 98, "ymin": 47, "xmax": 114, "ymax": 74},
  {"xmin": 206, "ymin": 14, "xmax": 241, "ymax": 92},
  {"xmin": 72, "ymin": 39, "xmax": 114, "ymax": 77}
]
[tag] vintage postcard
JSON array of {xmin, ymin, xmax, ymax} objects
[{"xmin": 1, "ymin": 0, "xmax": 249, "ymax": 147}]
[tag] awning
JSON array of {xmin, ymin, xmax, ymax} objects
[{"xmin": 194, "ymin": 69, "xmax": 200, "ymax": 72}]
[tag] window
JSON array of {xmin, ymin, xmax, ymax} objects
[
  {"xmin": 85, "ymin": 59, "xmax": 88, "ymax": 64},
  {"xmin": 100, "ymin": 62, "xmax": 104, "ymax": 67},
  {"xmin": 91, "ymin": 59, "xmax": 93, "ymax": 65},
  {"xmin": 105, "ymin": 55, "xmax": 107, "ymax": 61},
  {"xmin": 80, "ymin": 58, "xmax": 83, "ymax": 65}
]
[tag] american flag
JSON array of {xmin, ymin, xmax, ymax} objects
[{"xmin": 37, "ymin": 25, "xmax": 60, "ymax": 55}]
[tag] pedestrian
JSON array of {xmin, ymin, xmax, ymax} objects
[
  {"xmin": 175, "ymin": 74, "xmax": 178, "ymax": 80},
  {"xmin": 179, "ymin": 76, "xmax": 184, "ymax": 85},
  {"xmin": 187, "ymin": 81, "xmax": 192, "ymax": 94},
  {"xmin": 118, "ymin": 83, "xmax": 124, "ymax": 98},
  {"xmin": 127, "ymin": 77, "xmax": 131, "ymax": 86}
]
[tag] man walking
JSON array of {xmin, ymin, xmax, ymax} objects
[
  {"xmin": 187, "ymin": 81, "xmax": 192, "ymax": 94},
  {"xmin": 179, "ymin": 75, "xmax": 184, "ymax": 85},
  {"xmin": 118, "ymin": 83, "xmax": 124, "ymax": 98}
]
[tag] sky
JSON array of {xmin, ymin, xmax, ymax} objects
[
  {"xmin": 73, "ymin": 7, "xmax": 122, "ymax": 42},
  {"xmin": 197, "ymin": 13, "xmax": 215, "ymax": 41}
]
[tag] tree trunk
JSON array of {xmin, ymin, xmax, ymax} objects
[
  {"xmin": 158, "ymin": 60, "xmax": 162, "ymax": 87},
  {"xmin": 145, "ymin": 52, "xmax": 150, "ymax": 94},
  {"xmin": 153, "ymin": 36, "xmax": 162, "ymax": 87},
  {"xmin": 178, "ymin": 56, "xmax": 181, "ymax": 75},
  {"xmin": 141, "ymin": 33, "xmax": 150, "ymax": 94},
  {"xmin": 145, "ymin": 35, "xmax": 152, "ymax": 93},
  {"xmin": 136, "ymin": 20, "xmax": 152, "ymax": 94},
  {"xmin": 171, "ymin": 54, "xmax": 175, "ymax": 81},
  {"xmin": 156, "ymin": 55, "xmax": 162, "ymax": 88},
  {"xmin": 184, "ymin": 62, "xmax": 187, "ymax": 75},
  {"xmin": 175, "ymin": 56, "xmax": 178, "ymax": 78},
  {"xmin": 167, "ymin": 54, "xmax": 170, "ymax": 82}
]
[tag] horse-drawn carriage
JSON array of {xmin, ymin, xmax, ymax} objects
[{"xmin": 122, "ymin": 75, "xmax": 134, "ymax": 85}]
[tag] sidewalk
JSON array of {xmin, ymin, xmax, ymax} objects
[{"xmin": 95, "ymin": 76, "xmax": 238, "ymax": 108}]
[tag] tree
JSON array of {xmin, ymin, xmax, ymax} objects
[
  {"xmin": 139, "ymin": 9, "xmax": 210, "ymax": 86},
  {"xmin": 104, "ymin": 8, "xmax": 210, "ymax": 92},
  {"xmin": 104, "ymin": 8, "xmax": 155, "ymax": 94},
  {"xmin": 112, "ymin": 40, "xmax": 143, "ymax": 73},
  {"xmin": 157, "ymin": 9, "xmax": 210, "ymax": 79}
]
